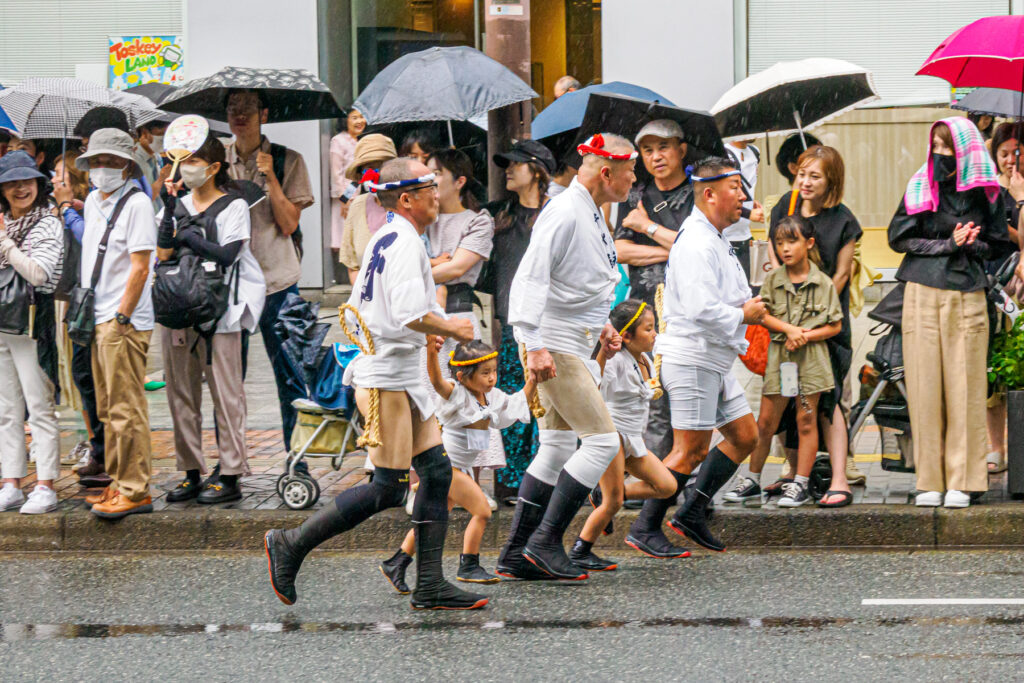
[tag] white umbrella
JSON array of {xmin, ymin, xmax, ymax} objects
[{"xmin": 712, "ymin": 58, "xmax": 879, "ymax": 145}]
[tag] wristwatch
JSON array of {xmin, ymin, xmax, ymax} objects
[
  {"xmin": 115, "ymin": 312, "xmax": 131, "ymax": 327},
  {"xmin": 645, "ymin": 222, "xmax": 659, "ymax": 237}
]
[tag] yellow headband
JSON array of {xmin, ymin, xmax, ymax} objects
[
  {"xmin": 618, "ymin": 302, "xmax": 647, "ymax": 336},
  {"xmin": 449, "ymin": 350, "xmax": 498, "ymax": 367}
]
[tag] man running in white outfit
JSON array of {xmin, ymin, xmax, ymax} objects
[
  {"xmin": 496, "ymin": 133, "xmax": 636, "ymax": 581},
  {"xmin": 651, "ymin": 156, "xmax": 767, "ymax": 552}
]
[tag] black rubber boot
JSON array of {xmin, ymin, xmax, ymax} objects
[
  {"xmin": 457, "ymin": 554, "xmax": 501, "ymax": 584},
  {"xmin": 522, "ymin": 471, "xmax": 592, "ymax": 580},
  {"xmin": 569, "ymin": 537, "xmax": 618, "ymax": 572},
  {"xmin": 625, "ymin": 469, "xmax": 691, "ymax": 558},
  {"xmin": 497, "ymin": 474, "xmax": 555, "ymax": 580},
  {"xmin": 379, "ymin": 549, "xmax": 413, "ymax": 594},
  {"xmin": 668, "ymin": 448, "xmax": 737, "ymax": 552},
  {"xmin": 409, "ymin": 521, "xmax": 489, "ymax": 610}
]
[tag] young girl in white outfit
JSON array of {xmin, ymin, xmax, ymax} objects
[
  {"xmin": 571, "ymin": 299, "xmax": 682, "ymax": 570},
  {"xmin": 380, "ymin": 338, "xmax": 536, "ymax": 590}
]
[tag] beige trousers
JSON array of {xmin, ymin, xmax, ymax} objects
[
  {"xmin": 532, "ymin": 349, "xmax": 615, "ymax": 437},
  {"xmin": 902, "ymin": 282, "xmax": 988, "ymax": 493},
  {"xmin": 92, "ymin": 320, "xmax": 152, "ymax": 502},
  {"xmin": 162, "ymin": 328, "xmax": 249, "ymax": 476}
]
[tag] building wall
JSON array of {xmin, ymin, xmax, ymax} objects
[
  {"xmin": 600, "ymin": 0, "xmax": 735, "ymax": 110},
  {"xmin": 186, "ymin": 0, "xmax": 325, "ymax": 288},
  {"xmin": 531, "ymin": 0, "xmax": 567, "ymax": 109}
]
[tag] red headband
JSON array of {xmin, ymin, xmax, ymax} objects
[{"xmin": 576, "ymin": 133, "xmax": 638, "ymax": 161}]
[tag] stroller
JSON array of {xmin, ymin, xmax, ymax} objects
[{"xmin": 273, "ymin": 295, "xmax": 364, "ymax": 510}]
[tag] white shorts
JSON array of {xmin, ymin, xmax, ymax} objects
[
  {"xmin": 661, "ymin": 362, "xmax": 751, "ymax": 431},
  {"xmin": 620, "ymin": 432, "xmax": 648, "ymax": 460}
]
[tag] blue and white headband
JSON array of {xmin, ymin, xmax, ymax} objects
[
  {"xmin": 685, "ymin": 165, "xmax": 742, "ymax": 183},
  {"xmin": 362, "ymin": 172, "xmax": 436, "ymax": 193}
]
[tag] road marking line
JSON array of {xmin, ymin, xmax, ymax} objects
[{"xmin": 863, "ymin": 598, "xmax": 1024, "ymax": 605}]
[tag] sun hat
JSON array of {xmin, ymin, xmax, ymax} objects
[
  {"xmin": 75, "ymin": 128, "xmax": 142, "ymax": 178},
  {"xmin": 0, "ymin": 150, "xmax": 46, "ymax": 185},
  {"xmin": 345, "ymin": 134, "xmax": 398, "ymax": 181}
]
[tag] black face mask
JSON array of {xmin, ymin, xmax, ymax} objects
[{"xmin": 933, "ymin": 153, "xmax": 957, "ymax": 181}]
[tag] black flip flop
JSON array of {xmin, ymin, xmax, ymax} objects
[{"xmin": 818, "ymin": 490, "xmax": 853, "ymax": 508}]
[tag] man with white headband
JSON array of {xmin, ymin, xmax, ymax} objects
[
  {"xmin": 497, "ymin": 133, "xmax": 636, "ymax": 581},
  {"xmin": 635, "ymin": 155, "xmax": 767, "ymax": 553},
  {"xmin": 264, "ymin": 157, "xmax": 486, "ymax": 611}
]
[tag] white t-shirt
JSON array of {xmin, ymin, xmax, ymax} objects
[
  {"xmin": 159, "ymin": 195, "xmax": 267, "ymax": 334},
  {"xmin": 601, "ymin": 351, "xmax": 655, "ymax": 437},
  {"xmin": 722, "ymin": 142, "xmax": 759, "ymax": 242},
  {"xmin": 81, "ymin": 185, "xmax": 157, "ymax": 330}
]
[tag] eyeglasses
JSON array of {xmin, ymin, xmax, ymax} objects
[{"xmin": 406, "ymin": 183, "xmax": 438, "ymax": 194}]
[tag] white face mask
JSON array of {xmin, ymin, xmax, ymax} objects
[
  {"xmin": 149, "ymin": 135, "xmax": 164, "ymax": 155},
  {"xmin": 180, "ymin": 164, "xmax": 212, "ymax": 190},
  {"xmin": 90, "ymin": 167, "xmax": 127, "ymax": 193}
]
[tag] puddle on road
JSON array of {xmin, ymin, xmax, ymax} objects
[{"xmin": 5, "ymin": 615, "xmax": 1024, "ymax": 641}]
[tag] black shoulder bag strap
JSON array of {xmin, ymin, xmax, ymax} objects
[{"xmin": 89, "ymin": 186, "xmax": 141, "ymax": 290}]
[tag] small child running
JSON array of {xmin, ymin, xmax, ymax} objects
[
  {"xmin": 380, "ymin": 338, "xmax": 536, "ymax": 591},
  {"xmin": 572, "ymin": 299, "xmax": 683, "ymax": 569},
  {"xmin": 728, "ymin": 215, "xmax": 842, "ymax": 508}
]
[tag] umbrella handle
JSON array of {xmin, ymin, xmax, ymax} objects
[{"xmin": 793, "ymin": 109, "xmax": 807, "ymax": 150}]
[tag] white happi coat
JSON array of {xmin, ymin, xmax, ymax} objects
[{"xmin": 508, "ymin": 178, "xmax": 619, "ymax": 360}]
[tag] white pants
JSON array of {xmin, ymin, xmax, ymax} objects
[{"xmin": 0, "ymin": 332, "xmax": 60, "ymax": 480}]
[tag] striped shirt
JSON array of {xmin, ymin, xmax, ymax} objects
[{"xmin": 0, "ymin": 210, "xmax": 64, "ymax": 294}]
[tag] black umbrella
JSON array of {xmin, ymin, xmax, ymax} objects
[
  {"xmin": 361, "ymin": 119, "xmax": 489, "ymax": 182},
  {"xmin": 572, "ymin": 92, "xmax": 725, "ymax": 170},
  {"xmin": 125, "ymin": 82, "xmax": 177, "ymax": 104},
  {"xmin": 952, "ymin": 87, "xmax": 1024, "ymax": 119},
  {"xmin": 160, "ymin": 66, "xmax": 343, "ymax": 123}
]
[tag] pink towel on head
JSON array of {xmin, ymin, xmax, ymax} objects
[{"xmin": 903, "ymin": 116, "xmax": 1000, "ymax": 215}]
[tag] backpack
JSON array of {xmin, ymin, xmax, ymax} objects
[
  {"xmin": 152, "ymin": 194, "xmax": 239, "ymax": 335},
  {"xmin": 269, "ymin": 142, "xmax": 304, "ymax": 260}
]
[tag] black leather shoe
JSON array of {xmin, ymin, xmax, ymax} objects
[
  {"xmin": 78, "ymin": 473, "xmax": 113, "ymax": 489},
  {"xmin": 410, "ymin": 580, "xmax": 488, "ymax": 610},
  {"xmin": 668, "ymin": 493, "xmax": 725, "ymax": 552},
  {"xmin": 523, "ymin": 541, "xmax": 588, "ymax": 580},
  {"xmin": 624, "ymin": 528, "xmax": 691, "ymax": 559},
  {"xmin": 166, "ymin": 478, "xmax": 201, "ymax": 503},
  {"xmin": 569, "ymin": 539, "xmax": 618, "ymax": 572},
  {"xmin": 76, "ymin": 457, "xmax": 106, "ymax": 479},
  {"xmin": 457, "ymin": 554, "xmax": 500, "ymax": 584},
  {"xmin": 200, "ymin": 464, "xmax": 221, "ymax": 489},
  {"xmin": 380, "ymin": 550, "xmax": 412, "ymax": 594},
  {"xmin": 197, "ymin": 479, "xmax": 242, "ymax": 505},
  {"xmin": 264, "ymin": 529, "xmax": 301, "ymax": 605}
]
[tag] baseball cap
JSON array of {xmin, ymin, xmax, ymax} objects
[
  {"xmin": 493, "ymin": 139, "xmax": 557, "ymax": 175},
  {"xmin": 634, "ymin": 119, "xmax": 684, "ymax": 145}
]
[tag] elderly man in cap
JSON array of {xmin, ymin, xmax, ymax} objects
[
  {"xmin": 265, "ymin": 157, "xmax": 486, "ymax": 611},
  {"xmin": 496, "ymin": 132, "xmax": 636, "ymax": 582},
  {"xmin": 75, "ymin": 128, "xmax": 157, "ymax": 519}
]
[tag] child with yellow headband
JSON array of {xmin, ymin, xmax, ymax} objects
[
  {"xmin": 380, "ymin": 338, "xmax": 538, "ymax": 589},
  {"xmin": 571, "ymin": 299, "xmax": 683, "ymax": 571}
]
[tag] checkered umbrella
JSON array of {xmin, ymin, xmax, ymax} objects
[{"xmin": 0, "ymin": 77, "xmax": 165, "ymax": 139}]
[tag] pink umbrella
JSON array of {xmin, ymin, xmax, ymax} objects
[{"xmin": 917, "ymin": 15, "xmax": 1024, "ymax": 91}]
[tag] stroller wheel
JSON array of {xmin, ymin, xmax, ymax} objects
[
  {"xmin": 808, "ymin": 455, "xmax": 833, "ymax": 501},
  {"xmin": 281, "ymin": 475, "xmax": 320, "ymax": 510}
]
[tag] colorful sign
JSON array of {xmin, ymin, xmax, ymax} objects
[{"xmin": 108, "ymin": 35, "xmax": 185, "ymax": 91}]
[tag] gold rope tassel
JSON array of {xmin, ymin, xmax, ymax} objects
[
  {"xmin": 651, "ymin": 284, "xmax": 666, "ymax": 400},
  {"xmin": 520, "ymin": 346, "xmax": 546, "ymax": 419},
  {"xmin": 338, "ymin": 304, "xmax": 382, "ymax": 448}
]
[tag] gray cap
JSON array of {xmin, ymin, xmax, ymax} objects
[
  {"xmin": 634, "ymin": 119, "xmax": 684, "ymax": 145},
  {"xmin": 75, "ymin": 128, "xmax": 142, "ymax": 178}
]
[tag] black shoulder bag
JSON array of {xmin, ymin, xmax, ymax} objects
[{"xmin": 65, "ymin": 187, "xmax": 141, "ymax": 346}]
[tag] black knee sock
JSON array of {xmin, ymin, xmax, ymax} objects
[
  {"xmin": 499, "ymin": 473, "xmax": 554, "ymax": 565},
  {"xmin": 185, "ymin": 469, "xmax": 200, "ymax": 484},
  {"xmin": 693, "ymin": 447, "xmax": 738, "ymax": 499},
  {"xmin": 633, "ymin": 469, "xmax": 688, "ymax": 533},
  {"xmin": 220, "ymin": 474, "xmax": 238, "ymax": 487},
  {"xmin": 284, "ymin": 466, "xmax": 408, "ymax": 555},
  {"xmin": 529, "ymin": 470, "xmax": 591, "ymax": 547},
  {"xmin": 410, "ymin": 445, "xmax": 454, "ymax": 591}
]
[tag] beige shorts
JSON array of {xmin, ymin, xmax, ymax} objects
[{"xmin": 525, "ymin": 347, "xmax": 615, "ymax": 437}]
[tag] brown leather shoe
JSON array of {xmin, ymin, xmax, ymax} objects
[
  {"xmin": 85, "ymin": 485, "xmax": 117, "ymax": 506},
  {"xmin": 76, "ymin": 457, "xmax": 106, "ymax": 478},
  {"xmin": 91, "ymin": 493, "xmax": 153, "ymax": 519}
]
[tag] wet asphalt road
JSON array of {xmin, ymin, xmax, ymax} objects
[{"xmin": 3, "ymin": 549, "xmax": 1024, "ymax": 681}]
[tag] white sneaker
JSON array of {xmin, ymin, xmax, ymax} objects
[
  {"xmin": 0, "ymin": 484, "xmax": 26, "ymax": 511},
  {"xmin": 915, "ymin": 491, "xmax": 942, "ymax": 507},
  {"xmin": 19, "ymin": 485, "xmax": 57, "ymax": 514},
  {"xmin": 483, "ymin": 491, "xmax": 498, "ymax": 512},
  {"xmin": 64, "ymin": 440, "xmax": 90, "ymax": 466},
  {"xmin": 943, "ymin": 490, "xmax": 971, "ymax": 509}
]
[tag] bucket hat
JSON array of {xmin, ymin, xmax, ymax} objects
[
  {"xmin": 75, "ymin": 128, "xmax": 142, "ymax": 178},
  {"xmin": 345, "ymin": 134, "xmax": 398, "ymax": 181},
  {"xmin": 0, "ymin": 150, "xmax": 46, "ymax": 185}
]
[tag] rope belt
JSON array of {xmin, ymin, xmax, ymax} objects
[{"xmin": 338, "ymin": 304, "xmax": 383, "ymax": 448}]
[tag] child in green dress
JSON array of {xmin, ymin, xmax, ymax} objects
[{"xmin": 743, "ymin": 215, "xmax": 843, "ymax": 508}]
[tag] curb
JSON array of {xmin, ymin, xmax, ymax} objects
[{"xmin": 4, "ymin": 504, "xmax": 1024, "ymax": 553}]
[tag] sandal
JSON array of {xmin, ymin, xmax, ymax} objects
[
  {"xmin": 818, "ymin": 490, "xmax": 853, "ymax": 508},
  {"xmin": 762, "ymin": 478, "xmax": 793, "ymax": 497},
  {"xmin": 987, "ymin": 451, "xmax": 1007, "ymax": 474}
]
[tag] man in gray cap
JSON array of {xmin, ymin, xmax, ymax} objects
[{"xmin": 74, "ymin": 128, "xmax": 157, "ymax": 519}]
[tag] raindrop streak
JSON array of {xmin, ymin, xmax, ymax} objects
[{"xmin": 4, "ymin": 615, "xmax": 1024, "ymax": 641}]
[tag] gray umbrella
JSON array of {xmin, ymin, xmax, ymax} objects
[
  {"xmin": 352, "ymin": 46, "xmax": 537, "ymax": 127},
  {"xmin": 952, "ymin": 87, "xmax": 1024, "ymax": 119},
  {"xmin": 0, "ymin": 77, "xmax": 165, "ymax": 139},
  {"xmin": 160, "ymin": 66, "xmax": 343, "ymax": 123},
  {"xmin": 125, "ymin": 83, "xmax": 233, "ymax": 137}
]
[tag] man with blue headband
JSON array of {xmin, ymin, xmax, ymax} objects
[
  {"xmin": 631, "ymin": 156, "xmax": 767, "ymax": 553},
  {"xmin": 264, "ymin": 157, "xmax": 488, "ymax": 611}
]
